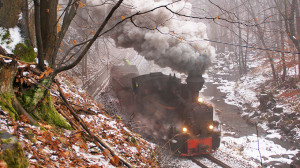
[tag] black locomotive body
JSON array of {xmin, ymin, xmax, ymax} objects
[
  {"xmin": 132, "ymin": 72, "xmax": 220, "ymax": 155},
  {"xmin": 110, "ymin": 65, "xmax": 221, "ymax": 156}
]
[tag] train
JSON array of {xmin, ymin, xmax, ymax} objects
[{"xmin": 110, "ymin": 64, "xmax": 221, "ymax": 156}]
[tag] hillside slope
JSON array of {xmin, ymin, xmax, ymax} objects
[{"xmin": 0, "ymin": 58, "xmax": 159, "ymax": 167}]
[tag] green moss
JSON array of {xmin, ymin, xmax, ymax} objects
[
  {"xmin": 13, "ymin": 40, "xmax": 36, "ymax": 62},
  {"xmin": 34, "ymin": 92, "xmax": 72, "ymax": 130},
  {"xmin": 18, "ymin": 89, "xmax": 34, "ymax": 110},
  {"xmin": 0, "ymin": 29, "xmax": 12, "ymax": 46},
  {"xmin": 0, "ymin": 93, "xmax": 18, "ymax": 120},
  {"xmin": 115, "ymin": 115, "xmax": 122, "ymax": 120},
  {"xmin": 1, "ymin": 138, "xmax": 12, "ymax": 144},
  {"xmin": 1, "ymin": 29, "xmax": 10, "ymax": 41},
  {"xmin": 130, "ymin": 136, "xmax": 137, "ymax": 145},
  {"xmin": 0, "ymin": 142, "xmax": 29, "ymax": 168},
  {"xmin": 39, "ymin": 126, "xmax": 47, "ymax": 131},
  {"xmin": 16, "ymin": 83, "xmax": 72, "ymax": 130}
]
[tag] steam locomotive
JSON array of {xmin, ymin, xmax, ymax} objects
[{"xmin": 110, "ymin": 64, "xmax": 221, "ymax": 156}]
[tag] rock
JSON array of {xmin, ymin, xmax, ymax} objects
[
  {"xmin": 273, "ymin": 107, "xmax": 283, "ymax": 113},
  {"xmin": 266, "ymin": 161, "xmax": 290, "ymax": 168},
  {"xmin": 0, "ymin": 131, "xmax": 29, "ymax": 168},
  {"xmin": 257, "ymin": 91, "xmax": 276, "ymax": 112},
  {"xmin": 292, "ymin": 120, "xmax": 300, "ymax": 127},
  {"xmin": 248, "ymin": 118, "xmax": 260, "ymax": 126},
  {"xmin": 0, "ymin": 46, "xmax": 8, "ymax": 56},
  {"xmin": 291, "ymin": 152, "xmax": 300, "ymax": 168},
  {"xmin": 270, "ymin": 154, "xmax": 281, "ymax": 158},
  {"xmin": 268, "ymin": 115, "xmax": 280, "ymax": 123},
  {"xmin": 267, "ymin": 122, "xmax": 276, "ymax": 128},
  {"xmin": 290, "ymin": 162, "xmax": 300, "ymax": 168},
  {"xmin": 278, "ymin": 122, "xmax": 291, "ymax": 134},
  {"xmin": 249, "ymin": 111, "xmax": 260, "ymax": 117}
]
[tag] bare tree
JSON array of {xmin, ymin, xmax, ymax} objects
[{"xmin": 275, "ymin": 0, "xmax": 300, "ymax": 78}]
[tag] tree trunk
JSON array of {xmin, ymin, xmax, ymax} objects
[
  {"xmin": 0, "ymin": 56, "xmax": 36, "ymax": 123},
  {"xmin": 243, "ymin": 24, "xmax": 249, "ymax": 74},
  {"xmin": 0, "ymin": 56, "xmax": 17, "ymax": 95},
  {"xmin": 34, "ymin": 0, "xmax": 45, "ymax": 71},
  {"xmin": 279, "ymin": 15, "xmax": 287, "ymax": 82},
  {"xmin": 247, "ymin": 1, "xmax": 278, "ymax": 82},
  {"xmin": 295, "ymin": 0, "xmax": 300, "ymax": 78},
  {"xmin": 0, "ymin": 0, "xmax": 23, "ymax": 28},
  {"xmin": 22, "ymin": 0, "xmax": 34, "ymax": 47},
  {"xmin": 40, "ymin": 0, "xmax": 58, "ymax": 66}
]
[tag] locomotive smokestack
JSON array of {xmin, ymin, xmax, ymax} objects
[{"xmin": 186, "ymin": 71, "xmax": 204, "ymax": 101}]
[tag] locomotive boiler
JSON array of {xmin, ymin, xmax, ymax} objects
[{"xmin": 110, "ymin": 64, "xmax": 221, "ymax": 156}]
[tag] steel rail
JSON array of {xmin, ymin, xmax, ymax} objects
[
  {"xmin": 189, "ymin": 157, "xmax": 209, "ymax": 168},
  {"xmin": 204, "ymin": 154, "xmax": 232, "ymax": 168}
]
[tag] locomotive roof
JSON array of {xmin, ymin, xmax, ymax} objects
[{"xmin": 133, "ymin": 72, "xmax": 181, "ymax": 84}]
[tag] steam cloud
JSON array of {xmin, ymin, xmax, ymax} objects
[{"xmin": 90, "ymin": 0, "xmax": 215, "ymax": 75}]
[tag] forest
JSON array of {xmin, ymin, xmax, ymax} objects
[{"xmin": 0, "ymin": 0, "xmax": 299, "ymax": 167}]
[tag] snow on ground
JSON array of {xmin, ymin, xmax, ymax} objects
[
  {"xmin": 0, "ymin": 27, "xmax": 23, "ymax": 53},
  {"xmin": 221, "ymin": 133, "xmax": 297, "ymax": 165},
  {"xmin": 203, "ymin": 52, "xmax": 299, "ymax": 167}
]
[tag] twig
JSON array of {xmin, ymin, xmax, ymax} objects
[{"xmin": 54, "ymin": 79, "xmax": 134, "ymax": 168}]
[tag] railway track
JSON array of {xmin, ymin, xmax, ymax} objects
[{"xmin": 190, "ymin": 155, "xmax": 232, "ymax": 168}]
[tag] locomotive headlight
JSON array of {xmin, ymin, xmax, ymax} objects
[
  {"xmin": 197, "ymin": 97, "xmax": 204, "ymax": 103},
  {"xmin": 182, "ymin": 127, "xmax": 188, "ymax": 133},
  {"xmin": 208, "ymin": 124, "xmax": 214, "ymax": 130}
]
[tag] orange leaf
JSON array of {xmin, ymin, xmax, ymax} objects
[
  {"xmin": 121, "ymin": 16, "xmax": 125, "ymax": 19},
  {"xmin": 0, "ymin": 160, "xmax": 7, "ymax": 167},
  {"xmin": 77, "ymin": 1, "xmax": 86, "ymax": 8},
  {"xmin": 57, "ymin": 24, "xmax": 61, "ymax": 32},
  {"xmin": 216, "ymin": 16, "xmax": 220, "ymax": 20},
  {"xmin": 102, "ymin": 149, "xmax": 111, "ymax": 159},
  {"xmin": 110, "ymin": 155, "xmax": 119, "ymax": 166}
]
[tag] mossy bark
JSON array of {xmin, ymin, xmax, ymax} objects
[
  {"xmin": 0, "ymin": 131, "xmax": 29, "ymax": 168},
  {"xmin": 0, "ymin": 57, "xmax": 34, "ymax": 122},
  {"xmin": 20, "ymin": 76, "xmax": 54, "ymax": 112},
  {"xmin": 0, "ymin": 57, "xmax": 18, "ymax": 119},
  {"xmin": 34, "ymin": 91, "xmax": 72, "ymax": 129},
  {"xmin": 0, "ymin": 93, "xmax": 18, "ymax": 120},
  {"xmin": 0, "ymin": 57, "xmax": 70, "ymax": 129},
  {"xmin": 17, "ymin": 76, "xmax": 72, "ymax": 129}
]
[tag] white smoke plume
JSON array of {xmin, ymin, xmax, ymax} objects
[{"xmin": 89, "ymin": 0, "xmax": 215, "ymax": 75}]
